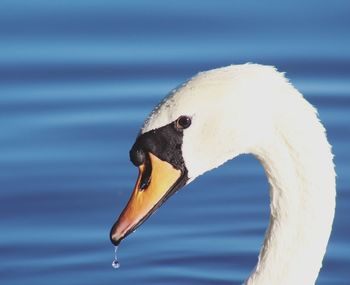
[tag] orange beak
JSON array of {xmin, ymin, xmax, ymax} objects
[{"xmin": 110, "ymin": 152, "xmax": 183, "ymax": 245}]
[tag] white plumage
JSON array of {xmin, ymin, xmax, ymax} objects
[{"xmin": 142, "ymin": 64, "xmax": 336, "ymax": 285}]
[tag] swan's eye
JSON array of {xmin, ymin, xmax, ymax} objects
[{"xmin": 175, "ymin": 116, "xmax": 192, "ymax": 130}]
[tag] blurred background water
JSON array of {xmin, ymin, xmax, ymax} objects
[{"xmin": 0, "ymin": 1, "xmax": 349, "ymax": 284}]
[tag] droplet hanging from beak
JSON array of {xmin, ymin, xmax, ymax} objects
[{"xmin": 111, "ymin": 245, "xmax": 120, "ymax": 269}]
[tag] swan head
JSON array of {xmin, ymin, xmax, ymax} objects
[{"xmin": 110, "ymin": 63, "xmax": 300, "ymax": 245}]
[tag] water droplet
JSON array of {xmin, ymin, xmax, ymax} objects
[
  {"xmin": 112, "ymin": 259, "xmax": 120, "ymax": 269},
  {"xmin": 111, "ymin": 246, "xmax": 120, "ymax": 269}
]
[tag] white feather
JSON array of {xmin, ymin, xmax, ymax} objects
[{"xmin": 142, "ymin": 63, "xmax": 336, "ymax": 285}]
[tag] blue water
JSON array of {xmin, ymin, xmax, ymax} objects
[{"xmin": 1, "ymin": 1, "xmax": 349, "ymax": 284}]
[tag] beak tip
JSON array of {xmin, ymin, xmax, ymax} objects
[
  {"xmin": 110, "ymin": 231, "xmax": 122, "ymax": 246},
  {"xmin": 110, "ymin": 223, "xmax": 123, "ymax": 246},
  {"xmin": 110, "ymin": 237, "xmax": 121, "ymax": 246}
]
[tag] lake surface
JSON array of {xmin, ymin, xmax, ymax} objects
[{"xmin": 0, "ymin": 1, "xmax": 349, "ymax": 284}]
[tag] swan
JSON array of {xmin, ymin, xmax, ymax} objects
[{"xmin": 110, "ymin": 63, "xmax": 336, "ymax": 285}]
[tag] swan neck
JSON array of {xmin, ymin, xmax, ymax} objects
[{"xmin": 245, "ymin": 127, "xmax": 336, "ymax": 285}]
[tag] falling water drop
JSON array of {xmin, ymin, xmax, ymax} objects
[{"xmin": 112, "ymin": 246, "xmax": 120, "ymax": 269}]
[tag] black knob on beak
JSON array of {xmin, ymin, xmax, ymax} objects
[{"xmin": 130, "ymin": 146, "xmax": 145, "ymax": 166}]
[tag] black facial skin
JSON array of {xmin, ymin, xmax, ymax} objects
[
  {"xmin": 130, "ymin": 120, "xmax": 189, "ymax": 194},
  {"xmin": 130, "ymin": 120, "xmax": 188, "ymax": 172},
  {"xmin": 110, "ymin": 119, "xmax": 190, "ymax": 245}
]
